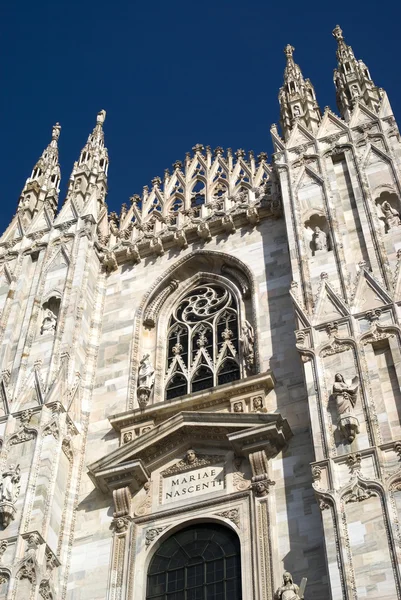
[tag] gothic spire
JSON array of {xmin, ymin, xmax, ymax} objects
[
  {"xmin": 332, "ymin": 25, "xmax": 382, "ymax": 120},
  {"xmin": 278, "ymin": 44, "xmax": 321, "ymax": 141},
  {"xmin": 17, "ymin": 123, "xmax": 61, "ymax": 219},
  {"xmin": 62, "ymin": 110, "xmax": 108, "ymax": 220}
]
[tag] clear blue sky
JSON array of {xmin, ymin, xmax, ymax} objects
[{"xmin": 1, "ymin": 0, "xmax": 400, "ymax": 234}]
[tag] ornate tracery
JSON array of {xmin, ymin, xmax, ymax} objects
[{"xmin": 165, "ymin": 284, "xmax": 242, "ymax": 400}]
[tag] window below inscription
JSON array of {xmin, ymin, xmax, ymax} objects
[{"xmin": 146, "ymin": 523, "xmax": 242, "ymax": 600}]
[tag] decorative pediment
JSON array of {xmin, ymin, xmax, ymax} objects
[{"xmin": 88, "ymin": 410, "xmax": 292, "ymax": 494}]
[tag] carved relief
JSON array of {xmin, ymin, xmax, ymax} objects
[
  {"xmin": 161, "ymin": 450, "xmax": 223, "ymax": 477},
  {"xmin": 216, "ymin": 508, "xmax": 240, "ymax": 528}
]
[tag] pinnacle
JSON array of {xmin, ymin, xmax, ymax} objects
[
  {"xmin": 284, "ymin": 44, "xmax": 295, "ymax": 58},
  {"xmin": 51, "ymin": 123, "xmax": 61, "ymax": 142},
  {"xmin": 332, "ymin": 25, "xmax": 343, "ymax": 41}
]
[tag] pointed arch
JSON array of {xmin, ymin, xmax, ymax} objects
[{"xmin": 128, "ymin": 250, "xmax": 259, "ymax": 409}]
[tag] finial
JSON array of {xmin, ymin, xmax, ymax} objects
[
  {"xmin": 97, "ymin": 109, "xmax": 106, "ymax": 125},
  {"xmin": 52, "ymin": 123, "xmax": 61, "ymax": 142},
  {"xmin": 284, "ymin": 44, "xmax": 295, "ymax": 58},
  {"xmin": 332, "ymin": 25, "xmax": 344, "ymax": 41}
]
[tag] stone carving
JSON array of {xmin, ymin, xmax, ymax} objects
[
  {"xmin": 112, "ymin": 516, "xmax": 130, "ymax": 533},
  {"xmin": 381, "ymin": 201, "xmax": 401, "ymax": 230},
  {"xmin": 101, "ymin": 250, "xmax": 118, "ymax": 273},
  {"xmin": 137, "ymin": 354, "xmax": 155, "ymax": 408},
  {"xmin": 312, "ymin": 226, "xmax": 328, "ymax": 252},
  {"xmin": 0, "ymin": 540, "xmax": 7, "ymax": 561},
  {"xmin": 161, "ymin": 450, "xmax": 223, "ymax": 477},
  {"xmin": 233, "ymin": 401, "xmax": 244, "ymax": 413},
  {"xmin": 145, "ymin": 527, "xmax": 167, "ymax": 548},
  {"xmin": 251, "ymin": 477, "xmax": 275, "ymax": 497},
  {"xmin": 216, "ymin": 508, "xmax": 240, "ymax": 528},
  {"xmin": 345, "ymin": 481, "xmax": 375, "ymax": 503},
  {"xmin": 0, "ymin": 463, "xmax": 21, "ymax": 527},
  {"xmin": 241, "ymin": 320, "xmax": 255, "ymax": 371},
  {"xmin": 143, "ymin": 280, "xmax": 179, "ymax": 328},
  {"xmin": 123, "ymin": 431, "xmax": 133, "ymax": 444},
  {"xmin": 41, "ymin": 308, "xmax": 57, "ymax": 335},
  {"xmin": 252, "ymin": 396, "xmax": 265, "ymax": 412},
  {"xmin": 275, "ymin": 572, "xmax": 307, "ymax": 600},
  {"xmin": 332, "ymin": 373, "xmax": 360, "ymax": 442},
  {"xmin": 9, "ymin": 410, "xmax": 36, "ymax": 445},
  {"xmin": 233, "ymin": 457, "xmax": 251, "ymax": 491}
]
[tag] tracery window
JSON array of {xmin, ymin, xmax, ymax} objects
[
  {"xmin": 165, "ymin": 284, "xmax": 241, "ymax": 400},
  {"xmin": 146, "ymin": 523, "xmax": 242, "ymax": 600}
]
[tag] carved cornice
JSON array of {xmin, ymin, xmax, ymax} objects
[
  {"xmin": 88, "ymin": 410, "xmax": 291, "ymax": 495},
  {"xmin": 111, "ymin": 370, "xmax": 275, "ymax": 431}
]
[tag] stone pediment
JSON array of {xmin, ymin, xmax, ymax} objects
[{"xmin": 88, "ymin": 410, "xmax": 292, "ymax": 493}]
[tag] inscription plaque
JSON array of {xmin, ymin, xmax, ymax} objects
[{"xmin": 162, "ymin": 464, "xmax": 225, "ymax": 504}]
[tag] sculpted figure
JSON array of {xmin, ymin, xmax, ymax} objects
[
  {"xmin": 241, "ymin": 320, "xmax": 255, "ymax": 370},
  {"xmin": 332, "ymin": 373, "xmax": 360, "ymax": 442},
  {"xmin": 381, "ymin": 200, "xmax": 401, "ymax": 230},
  {"xmin": 312, "ymin": 226, "xmax": 327, "ymax": 252},
  {"xmin": 332, "ymin": 373, "xmax": 359, "ymax": 416},
  {"xmin": 41, "ymin": 308, "xmax": 57, "ymax": 335},
  {"xmin": 275, "ymin": 572, "xmax": 304, "ymax": 600},
  {"xmin": 233, "ymin": 402, "xmax": 244, "ymax": 413},
  {"xmin": 0, "ymin": 464, "xmax": 21, "ymax": 503},
  {"xmin": 138, "ymin": 354, "xmax": 155, "ymax": 390}
]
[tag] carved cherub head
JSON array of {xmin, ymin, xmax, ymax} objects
[{"xmin": 185, "ymin": 449, "xmax": 196, "ymax": 464}]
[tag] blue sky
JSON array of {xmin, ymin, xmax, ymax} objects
[{"xmin": 1, "ymin": 0, "xmax": 400, "ymax": 234}]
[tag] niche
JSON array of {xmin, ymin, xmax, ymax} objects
[
  {"xmin": 375, "ymin": 191, "xmax": 401, "ymax": 233},
  {"xmin": 40, "ymin": 296, "xmax": 61, "ymax": 336},
  {"xmin": 304, "ymin": 213, "xmax": 331, "ymax": 256}
]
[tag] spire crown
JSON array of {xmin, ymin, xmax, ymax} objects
[{"xmin": 278, "ymin": 44, "xmax": 321, "ymax": 140}]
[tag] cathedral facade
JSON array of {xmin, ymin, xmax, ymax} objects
[{"xmin": 0, "ymin": 25, "xmax": 400, "ymax": 600}]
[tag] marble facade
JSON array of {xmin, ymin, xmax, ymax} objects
[{"xmin": 0, "ymin": 26, "xmax": 399, "ymax": 600}]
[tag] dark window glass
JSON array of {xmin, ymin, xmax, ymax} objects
[{"xmin": 147, "ymin": 524, "xmax": 242, "ymax": 600}]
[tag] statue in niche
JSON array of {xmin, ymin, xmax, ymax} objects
[
  {"xmin": 241, "ymin": 320, "xmax": 255, "ymax": 371},
  {"xmin": 41, "ymin": 308, "xmax": 57, "ymax": 335},
  {"xmin": 332, "ymin": 373, "xmax": 360, "ymax": 443},
  {"xmin": 0, "ymin": 464, "xmax": 21, "ymax": 503},
  {"xmin": 0, "ymin": 464, "xmax": 21, "ymax": 527},
  {"xmin": 137, "ymin": 354, "xmax": 155, "ymax": 409},
  {"xmin": 293, "ymin": 105, "xmax": 301, "ymax": 118},
  {"xmin": 381, "ymin": 200, "xmax": 401, "ymax": 230},
  {"xmin": 312, "ymin": 226, "xmax": 328, "ymax": 252},
  {"xmin": 275, "ymin": 571, "xmax": 307, "ymax": 600},
  {"xmin": 351, "ymin": 84, "xmax": 360, "ymax": 98}
]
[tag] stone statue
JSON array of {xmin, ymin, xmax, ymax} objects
[
  {"xmin": 41, "ymin": 308, "xmax": 57, "ymax": 335},
  {"xmin": 275, "ymin": 572, "xmax": 306, "ymax": 600},
  {"xmin": 293, "ymin": 105, "xmax": 301, "ymax": 118},
  {"xmin": 137, "ymin": 354, "xmax": 155, "ymax": 408},
  {"xmin": 241, "ymin": 320, "xmax": 255, "ymax": 370},
  {"xmin": 0, "ymin": 464, "xmax": 21, "ymax": 503},
  {"xmin": 138, "ymin": 354, "xmax": 155, "ymax": 389},
  {"xmin": 381, "ymin": 200, "xmax": 401, "ymax": 230},
  {"xmin": 332, "ymin": 373, "xmax": 360, "ymax": 442},
  {"xmin": 233, "ymin": 402, "xmax": 244, "ymax": 413},
  {"xmin": 312, "ymin": 226, "xmax": 327, "ymax": 252}
]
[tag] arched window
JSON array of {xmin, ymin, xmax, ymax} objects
[
  {"xmin": 165, "ymin": 284, "xmax": 241, "ymax": 400},
  {"xmin": 146, "ymin": 523, "xmax": 242, "ymax": 600}
]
